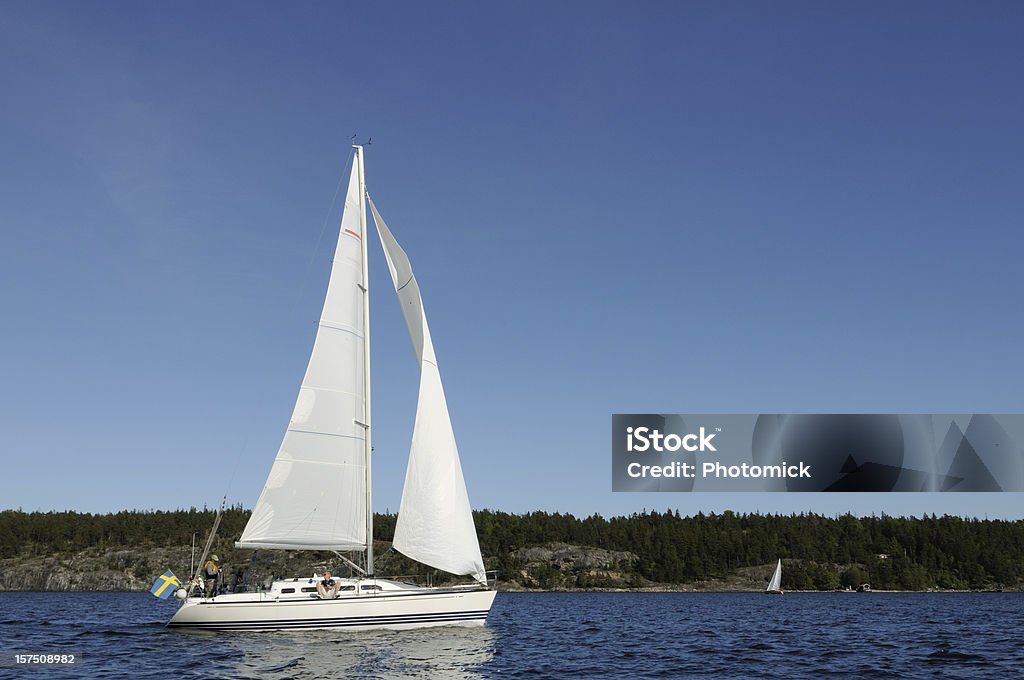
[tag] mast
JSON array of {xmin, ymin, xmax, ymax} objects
[{"xmin": 355, "ymin": 144, "xmax": 374, "ymax": 576}]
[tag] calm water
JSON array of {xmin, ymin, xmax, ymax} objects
[{"xmin": 1, "ymin": 592, "xmax": 1022, "ymax": 678}]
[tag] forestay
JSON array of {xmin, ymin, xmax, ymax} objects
[{"xmin": 369, "ymin": 198, "xmax": 487, "ymax": 584}]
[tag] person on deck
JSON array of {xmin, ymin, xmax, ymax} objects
[
  {"xmin": 317, "ymin": 571, "xmax": 340, "ymax": 599},
  {"xmin": 203, "ymin": 555, "xmax": 220, "ymax": 598}
]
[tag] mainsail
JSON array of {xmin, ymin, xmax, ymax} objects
[
  {"xmin": 238, "ymin": 157, "xmax": 369, "ymax": 551},
  {"xmin": 369, "ymin": 198, "xmax": 487, "ymax": 585}
]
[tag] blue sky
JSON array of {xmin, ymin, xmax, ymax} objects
[{"xmin": 2, "ymin": 1, "xmax": 1022, "ymax": 519}]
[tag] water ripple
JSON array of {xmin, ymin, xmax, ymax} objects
[{"xmin": 1, "ymin": 592, "xmax": 1022, "ymax": 678}]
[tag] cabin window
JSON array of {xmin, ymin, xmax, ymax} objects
[
  {"xmin": 301, "ymin": 587, "xmax": 318, "ymax": 593},
  {"xmin": 361, "ymin": 585, "xmax": 382, "ymax": 591},
  {"xmin": 341, "ymin": 585, "xmax": 355, "ymax": 592},
  {"xmin": 280, "ymin": 588, "xmax": 295, "ymax": 594}
]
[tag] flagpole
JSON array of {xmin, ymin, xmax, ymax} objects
[{"xmin": 186, "ymin": 497, "xmax": 226, "ymax": 597}]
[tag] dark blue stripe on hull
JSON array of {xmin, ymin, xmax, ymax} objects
[
  {"xmin": 171, "ymin": 618, "xmax": 488, "ymax": 631},
  {"xmin": 169, "ymin": 609, "xmax": 490, "ymax": 631}
]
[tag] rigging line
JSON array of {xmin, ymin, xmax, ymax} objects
[
  {"xmin": 222, "ymin": 436, "xmax": 247, "ymax": 503},
  {"xmin": 303, "ymin": 148, "xmax": 355, "ymax": 280}
]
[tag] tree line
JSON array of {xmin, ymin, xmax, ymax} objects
[{"xmin": 2, "ymin": 508, "xmax": 1021, "ymax": 590}]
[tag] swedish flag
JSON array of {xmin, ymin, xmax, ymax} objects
[{"xmin": 150, "ymin": 570, "xmax": 181, "ymax": 599}]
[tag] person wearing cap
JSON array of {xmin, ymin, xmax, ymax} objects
[{"xmin": 203, "ymin": 555, "xmax": 220, "ymax": 598}]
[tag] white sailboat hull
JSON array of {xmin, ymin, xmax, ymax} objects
[{"xmin": 168, "ymin": 582, "xmax": 496, "ymax": 632}]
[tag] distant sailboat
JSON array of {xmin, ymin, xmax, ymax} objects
[
  {"xmin": 765, "ymin": 559, "xmax": 784, "ymax": 594},
  {"xmin": 167, "ymin": 145, "xmax": 495, "ymax": 631}
]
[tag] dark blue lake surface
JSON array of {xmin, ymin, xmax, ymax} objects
[{"xmin": 1, "ymin": 592, "xmax": 1022, "ymax": 678}]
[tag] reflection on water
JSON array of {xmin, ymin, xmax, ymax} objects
[{"xmin": 219, "ymin": 626, "xmax": 495, "ymax": 679}]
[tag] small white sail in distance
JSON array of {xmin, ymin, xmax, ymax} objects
[
  {"xmin": 368, "ymin": 197, "xmax": 487, "ymax": 585},
  {"xmin": 767, "ymin": 559, "xmax": 782, "ymax": 592}
]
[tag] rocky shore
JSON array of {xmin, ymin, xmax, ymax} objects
[
  {"xmin": 0, "ymin": 542, "xmax": 790, "ymax": 593},
  {"xmin": 1, "ymin": 542, "xmax": 1016, "ymax": 594},
  {"xmin": 0, "ymin": 540, "xmax": 660, "ymax": 593}
]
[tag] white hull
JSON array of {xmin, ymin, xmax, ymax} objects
[{"xmin": 168, "ymin": 579, "xmax": 496, "ymax": 632}]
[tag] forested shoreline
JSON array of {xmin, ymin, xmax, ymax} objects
[{"xmin": 1, "ymin": 508, "xmax": 1022, "ymax": 592}]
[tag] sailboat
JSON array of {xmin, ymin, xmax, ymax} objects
[
  {"xmin": 765, "ymin": 559, "xmax": 784, "ymax": 595},
  {"xmin": 168, "ymin": 145, "xmax": 496, "ymax": 631}
]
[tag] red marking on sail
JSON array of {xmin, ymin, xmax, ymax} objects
[{"xmin": 344, "ymin": 229, "xmax": 362, "ymax": 240}]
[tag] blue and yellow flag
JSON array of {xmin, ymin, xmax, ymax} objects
[{"xmin": 150, "ymin": 570, "xmax": 181, "ymax": 599}]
